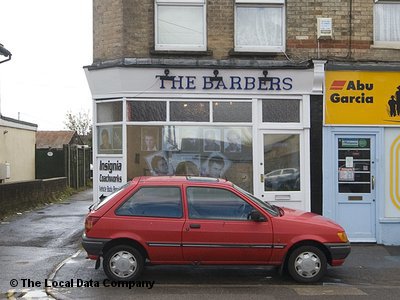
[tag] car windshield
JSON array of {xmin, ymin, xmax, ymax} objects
[
  {"xmin": 93, "ymin": 182, "xmax": 132, "ymax": 210},
  {"xmin": 233, "ymin": 184, "xmax": 279, "ymax": 216}
]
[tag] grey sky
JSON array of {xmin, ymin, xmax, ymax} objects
[{"xmin": 0, "ymin": 0, "xmax": 92, "ymax": 130}]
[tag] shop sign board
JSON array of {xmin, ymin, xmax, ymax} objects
[
  {"xmin": 97, "ymin": 157, "xmax": 124, "ymax": 197},
  {"xmin": 385, "ymin": 129, "xmax": 400, "ymax": 218},
  {"xmin": 325, "ymin": 71, "xmax": 400, "ymax": 125}
]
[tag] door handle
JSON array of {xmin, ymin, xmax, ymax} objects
[
  {"xmin": 371, "ymin": 175, "xmax": 375, "ymax": 190},
  {"xmin": 260, "ymin": 174, "xmax": 265, "ymax": 183},
  {"xmin": 189, "ymin": 224, "xmax": 201, "ymax": 229}
]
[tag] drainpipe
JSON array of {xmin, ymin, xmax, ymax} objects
[{"xmin": 0, "ymin": 44, "xmax": 12, "ymax": 64}]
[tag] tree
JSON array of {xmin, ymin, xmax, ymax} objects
[{"xmin": 64, "ymin": 110, "xmax": 92, "ymax": 136}]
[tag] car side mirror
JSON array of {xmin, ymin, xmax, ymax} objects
[
  {"xmin": 99, "ymin": 194, "xmax": 106, "ymax": 202},
  {"xmin": 249, "ymin": 210, "xmax": 267, "ymax": 222}
]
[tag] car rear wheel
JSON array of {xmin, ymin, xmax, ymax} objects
[
  {"xmin": 103, "ymin": 245, "xmax": 144, "ymax": 281},
  {"xmin": 287, "ymin": 245, "xmax": 327, "ymax": 283}
]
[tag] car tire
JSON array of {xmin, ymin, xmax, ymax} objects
[
  {"xmin": 287, "ymin": 245, "xmax": 327, "ymax": 283},
  {"xmin": 103, "ymin": 245, "xmax": 144, "ymax": 281}
]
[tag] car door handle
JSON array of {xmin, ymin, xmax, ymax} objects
[{"xmin": 189, "ymin": 224, "xmax": 201, "ymax": 229}]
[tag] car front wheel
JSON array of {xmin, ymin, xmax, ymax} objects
[
  {"xmin": 103, "ymin": 245, "xmax": 144, "ymax": 281},
  {"xmin": 287, "ymin": 245, "xmax": 327, "ymax": 283}
]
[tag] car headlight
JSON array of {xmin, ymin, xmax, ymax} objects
[{"xmin": 337, "ymin": 231, "xmax": 349, "ymax": 243}]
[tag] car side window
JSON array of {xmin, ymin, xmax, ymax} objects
[
  {"xmin": 116, "ymin": 186, "xmax": 182, "ymax": 218},
  {"xmin": 187, "ymin": 187, "xmax": 254, "ymax": 220}
]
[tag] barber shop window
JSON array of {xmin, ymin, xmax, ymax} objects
[
  {"xmin": 213, "ymin": 101, "xmax": 252, "ymax": 122},
  {"xmin": 127, "ymin": 101, "xmax": 167, "ymax": 121},
  {"xmin": 98, "ymin": 125, "xmax": 122, "ymax": 154},
  {"xmin": 235, "ymin": 0, "xmax": 285, "ymax": 52},
  {"xmin": 155, "ymin": 0, "xmax": 206, "ymax": 51},
  {"xmin": 170, "ymin": 101, "xmax": 209, "ymax": 122},
  {"xmin": 97, "ymin": 101, "xmax": 123, "ymax": 123},
  {"xmin": 374, "ymin": 1, "xmax": 400, "ymax": 48},
  {"xmin": 262, "ymin": 99, "xmax": 300, "ymax": 123}
]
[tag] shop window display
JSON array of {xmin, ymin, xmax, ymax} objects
[
  {"xmin": 98, "ymin": 125, "xmax": 122, "ymax": 154},
  {"xmin": 127, "ymin": 125, "xmax": 253, "ymax": 192}
]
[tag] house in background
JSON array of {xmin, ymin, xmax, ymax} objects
[
  {"xmin": 36, "ymin": 130, "xmax": 91, "ymax": 189},
  {"xmin": 0, "ymin": 114, "xmax": 37, "ymax": 183}
]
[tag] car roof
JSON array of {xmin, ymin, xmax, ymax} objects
[{"xmin": 135, "ymin": 176, "xmax": 230, "ymax": 185}]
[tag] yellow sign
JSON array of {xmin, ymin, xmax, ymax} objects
[
  {"xmin": 390, "ymin": 135, "xmax": 400, "ymax": 211},
  {"xmin": 325, "ymin": 71, "xmax": 400, "ymax": 125}
]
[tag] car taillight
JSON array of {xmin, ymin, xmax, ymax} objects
[{"xmin": 85, "ymin": 216, "xmax": 100, "ymax": 234}]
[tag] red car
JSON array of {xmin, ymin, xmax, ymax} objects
[{"xmin": 83, "ymin": 176, "xmax": 350, "ymax": 283}]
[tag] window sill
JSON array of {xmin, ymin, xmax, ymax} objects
[
  {"xmin": 150, "ymin": 49, "xmax": 213, "ymax": 56},
  {"xmin": 371, "ymin": 42, "xmax": 400, "ymax": 50},
  {"xmin": 229, "ymin": 49, "xmax": 283, "ymax": 57}
]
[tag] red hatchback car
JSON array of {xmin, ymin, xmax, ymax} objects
[{"xmin": 82, "ymin": 176, "xmax": 350, "ymax": 283}]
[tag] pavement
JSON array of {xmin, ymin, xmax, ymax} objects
[{"xmin": 1, "ymin": 189, "xmax": 400, "ymax": 299}]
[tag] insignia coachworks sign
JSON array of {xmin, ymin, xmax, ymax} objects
[
  {"xmin": 325, "ymin": 71, "xmax": 400, "ymax": 125},
  {"xmin": 97, "ymin": 158, "xmax": 123, "ymax": 196}
]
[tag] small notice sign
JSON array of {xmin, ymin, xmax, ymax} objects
[{"xmin": 339, "ymin": 167, "xmax": 355, "ymax": 181}]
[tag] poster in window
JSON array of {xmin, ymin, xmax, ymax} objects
[
  {"xmin": 98, "ymin": 126, "xmax": 122, "ymax": 154},
  {"xmin": 181, "ymin": 127, "xmax": 201, "ymax": 152},
  {"xmin": 145, "ymin": 151, "xmax": 173, "ymax": 176},
  {"xmin": 224, "ymin": 128, "xmax": 242, "ymax": 153},
  {"xmin": 201, "ymin": 152, "xmax": 231, "ymax": 179},
  {"xmin": 339, "ymin": 167, "xmax": 355, "ymax": 181},
  {"xmin": 203, "ymin": 129, "xmax": 221, "ymax": 152},
  {"xmin": 141, "ymin": 127, "xmax": 159, "ymax": 151},
  {"xmin": 171, "ymin": 154, "xmax": 201, "ymax": 176}
]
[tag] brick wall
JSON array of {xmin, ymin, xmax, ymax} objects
[
  {"xmin": 92, "ymin": 0, "xmax": 400, "ymax": 62},
  {"xmin": 0, "ymin": 178, "xmax": 68, "ymax": 219}
]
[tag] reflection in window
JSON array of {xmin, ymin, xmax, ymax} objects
[
  {"xmin": 97, "ymin": 101, "xmax": 123, "ymax": 123},
  {"xmin": 263, "ymin": 134, "xmax": 300, "ymax": 191},
  {"xmin": 187, "ymin": 187, "xmax": 253, "ymax": 220},
  {"xmin": 116, "ymin": 187, "xmax": 182, "ymax": 218},
  {"xmin": 262, "ymin": 99, "xmax": 300, "ymax": 123},
  {"xmin": 170, "ymin": 102, "xmax": 209, "ymax": 122},
  {"xmin": 128, "ymin": 101, "xmax": 166, "ymax": 121},
  {"xmin": 213, "ymin": 102, "xmax": 252, "ymax": 122}
]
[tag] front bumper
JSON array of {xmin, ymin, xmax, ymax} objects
[
  {"xmin": 325, "ymin": 242, "xmax": 351, "ymax": 260},
  {"xmin": 81, "ymin": 234, "xmax": 111, "ymax": 256}
]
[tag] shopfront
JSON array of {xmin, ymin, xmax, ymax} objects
[
  {"xmin": 323, "ymin": 68, "xmax": 400, "ymax": 245},
  {"xmin": 85, "ymin": 63, "xmax": 325, "ymax": 212}
]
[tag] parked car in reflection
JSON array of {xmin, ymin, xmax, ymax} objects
[
  {"xmin": 265, "ymin": 168, "xmax": 300, "ymax": 191},
  {"xmin": 82, "ymin": 176, "xmax": 350, "ymax": 283}
]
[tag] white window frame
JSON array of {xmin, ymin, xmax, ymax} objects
[
  {"xmin": 155, "ymin": 0, "xmax": 207, "ymax": 51},
  {"xmin": 234, "ymin": 0, "xmax": 286, "ymax": 53},
  {"xmin": 373, "ymin": 0, "xmax": 400, "ymax": 49}
]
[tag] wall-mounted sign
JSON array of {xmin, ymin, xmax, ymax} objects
[
  {"xmin": 325, "ymin": 71, "xmax": 400, "ymax": 125},
  {"xmin": 97, "ymin": 158, "xmax": 124, "ymax": 197}
]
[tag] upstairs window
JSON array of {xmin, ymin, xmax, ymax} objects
[
  {"xmin": 235, "ymin": 0, "xmax": 285, "ymax": 52},
  {"xmin": 155, "ymin": 0, "xmax": 206, "ymax": 51},
  {"xmin": 374, "ymin": 0, "xmax": 400, "ymax": 48}
]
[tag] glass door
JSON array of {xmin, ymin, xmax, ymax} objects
[
  {"xmin": 258, "ymin": 130, "xmax": 306, "ymax": 209},
  {"xmin": 335, "ymin": 135, "xmax": 376, "ymax": 242}
]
